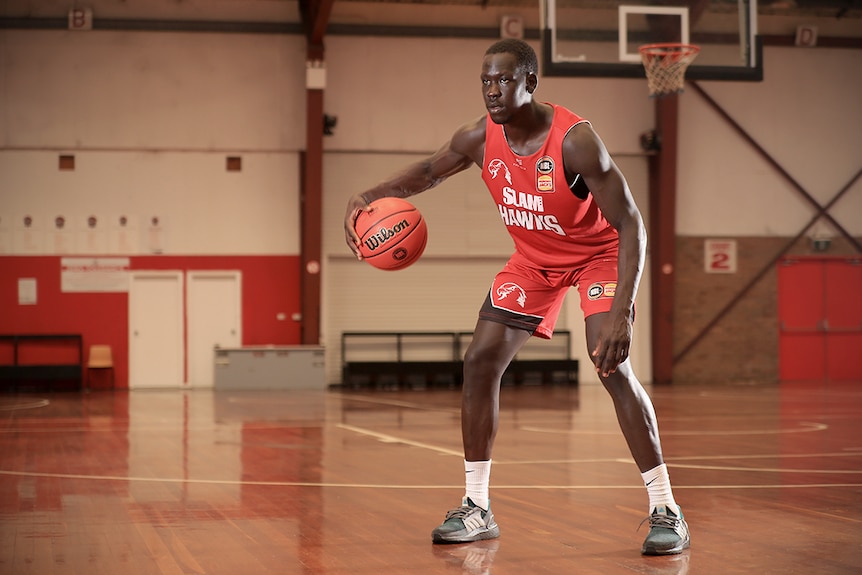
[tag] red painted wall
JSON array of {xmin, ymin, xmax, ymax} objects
[{"xmin": 0, "ymin": 255, "xmax": 301, "ymax": 389}]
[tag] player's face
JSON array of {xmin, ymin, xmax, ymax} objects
[{"xmin": 481, "ymin": 52, "xmax": 533, "ymax": 124}]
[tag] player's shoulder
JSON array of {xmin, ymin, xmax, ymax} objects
[
  {"xmin": 450, "ymin": 114, "xmax": 487, "ymax": 155},
  {"xmin": 560, "ymin": 114, "xmax": 604, "ymax": 175},
  {"xmin": 456, "ymin": 114, "xmax": 487, "ymax": 139},
  {"xmin": 548, "ymin": 102, "xmax": 588, "ymax": 125}
]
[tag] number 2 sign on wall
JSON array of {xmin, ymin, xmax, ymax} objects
[{"xmin": 704, "ymin": 239, "xmax": 738, "ymax": 274}]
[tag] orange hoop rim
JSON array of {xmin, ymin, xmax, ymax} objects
[{"xmin": 638, "ymin": 43, "xmax": 701, "ymax": 58}]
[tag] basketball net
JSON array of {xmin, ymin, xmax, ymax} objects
[{"xmin": 639, "ymin": 43, "xmax": 700, "ymax": 97}]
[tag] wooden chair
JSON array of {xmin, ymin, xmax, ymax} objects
[{"xmin": 86, "ymin": 345, "xmax": 114, "ymax": 390}]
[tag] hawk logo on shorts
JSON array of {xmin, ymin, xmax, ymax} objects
[
  {"xmin": 488, "ymin": 158, "xmax": 513, "ymax": 185},
  {"xmin": 587, "ymin": 282, "xmax": 617, "ymax": 301},
  {"xmin": 496, "ymin": 282, "xmax": 527, "ymax": 308}
]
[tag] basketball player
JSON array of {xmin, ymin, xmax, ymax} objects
[{"xmin": 343, "ymin": 38, "xmax": 689, "ymax": 556}]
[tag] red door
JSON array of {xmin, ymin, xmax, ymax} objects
[
  {"xmin": 825, "ymin": 259, "xmax": 862, "ymax": 381},
  {"xmin": 778, "ymin": 257, "xmax": 862, "ymax": 382}
]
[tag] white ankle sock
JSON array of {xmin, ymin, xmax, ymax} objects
[
  {"xmin": 641, "ymin": 463, "xmax": 679, "ymax": 515},
  {"xmin": 464, "ymin": 459, "xmax": 492, "ymax": 510}
]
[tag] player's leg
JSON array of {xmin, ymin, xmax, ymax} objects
[
  {"xmin": 584, "ymin": 313, "xmax": 690, "ymax": 555},
  {"xmin": 432, "ymin": 260, "xmax": 562, "ymax": 544},
  {"xmin": 431, "ymin": 319, "xmax": 530, "ymax": 544},
  {"xmin": 585, "ymin": 313, "xmax": 663, "ymax": 471},
  {"xmin": 461, "ymin": 319, "xmax": 532, "ymax": 462}
]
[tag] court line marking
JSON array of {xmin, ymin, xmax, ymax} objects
[
  {"xmin": 0, "ymin": 399, "xmax": 51, "ymax": 411},
  {"xmin": 668, "ymin": 462, "xmax": 862, "ymax": 474},
  {"xmin": 335, "ymin": 423, "xmax": 862, "ymax": 476},
  {"xmin": 520, "ymin": 422, "xmax": 828, "ymax": 436},
  {"xmin": 336, "ymin": 423, "xmax": 862, "ymax": 475},
  {"xmin": 0, "ymin": 422, "xmax": 832, "ymax": 435},
  {"xmin": 339, "ymin": 394, "xmax": 459, "ymax": 413},
  {"xmin": 673, "ymin": 451, "xmax": 862, "ymax": 461},
  {"xmin": 5, "ymin": 417, "xmax": 858, "ymax": 473},
  {"xmin": 0, "ymin": 470, "xmax": 860, "ymax": 495},
  {"xmin": 499, "ymin": 451, "xmax": 862, "ymax": 466},
  {"xmin": 336, "ymin": 423, "xmax": 463, "ymax": 456},
  {"xmin": 494, "ymin": 452, "xmax": 862, "ymax": 466}
]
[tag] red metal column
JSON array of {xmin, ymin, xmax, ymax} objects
[
  {"xmin": 301, "ymin": 83, "xmax": 323, "ymax": 345},
  {"xmin": 298, "ymin": 0, "xmax": 334, "ymax": 345},
  {"xmin": 648, "ymin": 95, "xmax": 679, "ymax": 385}
]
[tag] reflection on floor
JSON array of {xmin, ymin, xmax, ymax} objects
[{"xmin": 1, "ymin": 381, "xmax": 860, "ymax": 574}]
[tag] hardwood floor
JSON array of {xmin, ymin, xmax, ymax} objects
[{"xmin": 1, "ymin": 381, "xmax": 860, "ymax": 574}]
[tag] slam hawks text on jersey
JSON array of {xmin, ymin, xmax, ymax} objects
[{"xmin": 481, "ymin": 103, "xmax": 619, "ymax": 270}]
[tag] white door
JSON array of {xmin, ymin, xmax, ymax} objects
[
  {"xmin": 129, "ymin": 271, "xmax": 184, "ymax": 388},
  {"xmin": 187, "ymin": 271, "xmax": 242, "ymax": 388}
]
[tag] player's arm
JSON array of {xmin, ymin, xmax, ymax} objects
[
  {"xmin": 344, "ymin": 116, "xmax": 486, "ymax": 258},
  {"xmin": 563, "ymin": 122, "xmax": 647, "ymax": 377}
]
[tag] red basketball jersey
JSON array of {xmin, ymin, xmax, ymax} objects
[{"xmin": 481, "ymin": 104, "xmax": 619, "ymax": 270}]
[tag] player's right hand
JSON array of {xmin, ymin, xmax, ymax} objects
[{"xmin": 344, "ymin": 194, "xmax": 371, "ymax": 259}]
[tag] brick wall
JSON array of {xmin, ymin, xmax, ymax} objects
[{"xmin": 672, "ymin": 235, "xmax": 861, "ymax": 384}]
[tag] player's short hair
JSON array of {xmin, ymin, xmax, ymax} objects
[{"xmin": 485, "ymin": 39, "xmax": 538, "ymax": 76}]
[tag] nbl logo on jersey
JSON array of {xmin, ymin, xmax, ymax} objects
[{"xmin": 536, "ymin": 156, "xmax": 554, "ymax": 193}]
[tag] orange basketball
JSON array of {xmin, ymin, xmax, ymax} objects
[{"xmin": 354, "ymin": 197, "xmax": 427, "ymax": 271}]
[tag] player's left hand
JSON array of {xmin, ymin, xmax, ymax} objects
[{"xmin": 591, "ymin": 313, "xmax": 633, "ymax": 377}]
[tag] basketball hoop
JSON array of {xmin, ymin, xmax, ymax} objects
[{"xmin": 639, "ymin": 43, "xmax": 700, "ymax": 97}]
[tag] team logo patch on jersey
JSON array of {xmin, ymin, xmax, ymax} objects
[
  {"xmin": 536, "ymin": 156, "xmax": 554, "ymax": 193},
  {"xmin": 587, "ymin": 282, "xmax": 617, "ymax": 301},
  {"xmin": 496, "ymin": 282, "xmax": 527, "ymax": 308},
  {"xmin": 488, "ymin": 158, "xmax": 513, "ymax": 185}
]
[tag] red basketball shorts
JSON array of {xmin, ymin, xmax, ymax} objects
[{"xmin": 478, "ymin": 254, "xmax": 619, "ymax": 339}]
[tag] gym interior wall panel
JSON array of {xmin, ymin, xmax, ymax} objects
[
  {"xmin": 1, "ymin": 30, "xmax": 306, "ymax": 151},
  {"xmin": 0, "ymin": 150, "xmax": 301, "ymax": 255},
  {"xmin": 324, "ymin": 36, "xmax": 491, "ymax": 155},
  {"xmin": 677, "ymin": 47, "xmax": 862, "ymax": 237}
]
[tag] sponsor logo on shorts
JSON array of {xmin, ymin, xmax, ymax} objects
[
  {"xmin": 536, "ymin": 156, "xmax": 554, "ymax": 193},
  {"xmin": 496, "ymin": 282, "xmax": 527, "ymax": 308},
  {"xmin": 587, "ymin": 282, "xmax": 617, "ymax": 301}
]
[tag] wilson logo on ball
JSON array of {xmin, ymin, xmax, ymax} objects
[{"xmin": 362, "ymin": 219, "xmax": 412, "ymax": 252}]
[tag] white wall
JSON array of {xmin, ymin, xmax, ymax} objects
[
  {"xmin": 0, "ymin": 0, "xmax": 302, "ymax": 22},
  {"xmin": 677, "ymin": 47, "xmax": 862, "ymax": 238},
  {"xmin": 0, "ymin": 30, "xmax": 305, "ymax": 255},
  {"xmin": 2, "ymin": 30, "xmax": 306, "ymax": 150}
]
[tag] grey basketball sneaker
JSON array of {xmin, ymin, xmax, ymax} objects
[
  {"xmin": 431, "ymin": 497, "xmax": 500, "ymax": 544},
  {"xmin": 640, "ymin": 506, "xmax": 691, "ymax": 555}
]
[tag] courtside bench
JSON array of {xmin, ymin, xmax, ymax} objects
[
  {"xmin": 0, "ymin": 334, "xmax": 84, "ymax": 392},
  {"xmin": 340, "ymin": 331, "xmax": 578, "ymax": 389}
]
